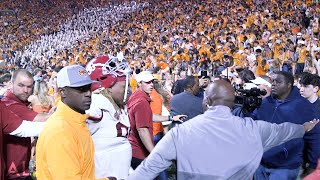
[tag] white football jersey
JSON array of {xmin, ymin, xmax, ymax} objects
[{"xmin": 87, "ymin": 93, "xmax": 131, "ymax": 180}]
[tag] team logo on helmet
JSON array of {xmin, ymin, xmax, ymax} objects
[{"xmin": 78, "ymin": 69, "xmax": 88, "ymax": 76}]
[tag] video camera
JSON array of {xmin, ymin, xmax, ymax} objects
[{"xmin": 234, "ymin": 84, "xmax": 267, "ymax": 113}]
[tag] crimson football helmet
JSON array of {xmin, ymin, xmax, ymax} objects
[{"xmin": 86, "ymin": 55, "xmax": 130, "ymax": 91}]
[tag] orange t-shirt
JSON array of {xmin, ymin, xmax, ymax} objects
[
  {"xmin": 150, "ymin": 89, "xmax": 164, "ymax": 136},
  {"xmin": 291, "ymin": 27, "xmax": 300, "ymax": 35},
  {"xmin": 157, "ymin": 61, "xmax": 168, "ymax": 70},
  {"xmin": 130, "ymin": 78, "xmax": 138, "ymax": 93}
]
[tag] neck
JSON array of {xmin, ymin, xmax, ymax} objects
[
  {"xmin": 277, "ymin": 88, "xmax": 292, "ymax": 102},
  {"xmin": 101, "ymin": 89, "xmax": 121, "ymax": 111},
  {"xmin": 62, "ymin": 100, "xmax": 85, "ymax": 114},
  {"xmin": 308, "ymin": 94, "xmax": 318, "ymax": 103},
  {"xmin": 184, "ymin": 89, "xmax": 194, "ymax": 95}
]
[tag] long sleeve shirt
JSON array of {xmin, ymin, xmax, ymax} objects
[
  {"xmin": 36, "ymin": 101, "xmax": 108, "ymax": 180},
  {"xmin": 128, "ymin": 105, "xmax": 305, "ymax": 180}
]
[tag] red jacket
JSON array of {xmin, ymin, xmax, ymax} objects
[{"xmin": 0, "ymin": 102, "xmax": 23, "ymax": 180}]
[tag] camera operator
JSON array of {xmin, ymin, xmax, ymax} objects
[{"xmin": 231, "ymin": 69, "xmax": 259, "ymax": 117}]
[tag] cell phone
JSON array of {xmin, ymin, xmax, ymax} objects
[{"xmin": 201, "ymin": 70, "xmax": 208, "ymax": 77}]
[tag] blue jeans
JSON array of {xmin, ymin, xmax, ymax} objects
[
  {"xmin": 282, "ymin": 64, "xmax": 292, "ymax": 73},
  {"xmin": 254, "ymin": 165, "xmax": 300, "ymax": 180},
  {"xmin": 154, "ymin": 132, "xmax": 168, "ymax": 180},
  {"xmin": 296, "ymin": 63, "xmax": 305, "ymax": 74}
]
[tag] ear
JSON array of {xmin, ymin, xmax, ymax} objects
[
  {"xmin": 137, "ymin": 81, "xmax": 142, "ymax": 87},
  {"xmin": 58, "ymin": 88, "xmax": 67, "ymax": 98},
  {"xmin": 203, "ymin": 96, "xmax": 212, "ymax": 107}
]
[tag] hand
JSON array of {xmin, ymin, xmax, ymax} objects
[
  {"xmin": 171, "ymin": 115, "xmax": 187, "ymax": 123},
  {"xmin": 199, "ymin": 77, "xmax": 209, "ymax": 87},
  {"xmin": 303, "ymin": 119, "xmax": 320, "ymax": 132},
  {"xmin": 48, "ymin": 106, "xmax": 57, "ymax": 114}
]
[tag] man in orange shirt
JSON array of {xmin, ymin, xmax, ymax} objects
[
  {"xmin": 36, "ymin": 65, "xmax": 113, "ymax": 180},
  {"xmin": 150, "ymin": 84, "xmax": 168, "ymax": 180}
]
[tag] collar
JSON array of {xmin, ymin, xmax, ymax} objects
[
  {"xmin": 205, "ymin": 105, "xmax": 232, "ymax": 118},
  {"xmin": 208, "ymin": 105, "xmax": 232, "ymax": 113},
  {"xmin": 184, "ymin": 90, "xmax": 195, "ymax": 96},
  {"xmin": 269, "ymin": 86, "xmax": 300, "ymax": 103},
  {"xmin": 4, "ymin": 90, "xmax": 30, "ymax": 106},
  {"xmin": 135, "ymin": 89, "xmax": 151, "ymax": 102},
  {"xmin": 56, "ymin": 101, "xmax": 88, "ymax": 125}
]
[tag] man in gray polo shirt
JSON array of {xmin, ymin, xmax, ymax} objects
[{"xmin": 128, "ymin": 80, "xmax": 319, "ymax": 180}]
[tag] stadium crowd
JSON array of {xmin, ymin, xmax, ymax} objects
[{"xmin": 0, "ymin": 0, "xmax": 320, "ymax": 179}]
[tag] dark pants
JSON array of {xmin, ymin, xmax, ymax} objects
[
  {"xmin": 296, "ymin": 63, "xmax": 305, "ymax": 74},
  {"xmin": 282, "ymin": 64, "xmax": 292, "ymax": 73},
  {"xmin": 154, "ymin": 132, "xmax": 168, "ymax": 180},
  {"xmin": 131, "ymin": 157, "xmax": 143, "ymax": 170},
  {"xmin": 254, "ymin": 165, "xmax": 300, "ymax": 180}
]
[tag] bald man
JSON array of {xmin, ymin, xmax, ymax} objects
[{"xmin": 127, "ymin": 80, "xmax": 319, "ymax": 180}]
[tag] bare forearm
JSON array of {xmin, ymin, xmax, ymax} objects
[
  {"xmin": 152, "ymin": 114, "xmax": 169, "ymax": 122},
  {"xmin": 138, "ymin": 128, "xmax": 154, "ymax": 153},
  {"xmin": 33, "ymin": 113, "xmax": 51, "ymax": 122}
]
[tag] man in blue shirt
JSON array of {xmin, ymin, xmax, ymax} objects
[
  {"xmin": 170, "ymin": 76, "xmax": 203, "ymax": 122},
  {"xmin": 252, "ymin": 71, "xmax": 320, "ymax": 180}
]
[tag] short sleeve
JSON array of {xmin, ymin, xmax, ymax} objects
[
  {"xmin": 1, "ymin": 103, "xmax": 23, "ymax": 134},
  {"xmin": 7, "ymin": 103, "xmax": 38, "ymax": 121},
  {"xmin": 134, "ymin": 101, "xmax": 153, "ymax": 129}
]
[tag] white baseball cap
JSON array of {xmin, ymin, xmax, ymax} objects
[
  {"xmin": 297, "ymin": 40, "xmax": 305, "ymax": 45},
  {"xmin": 135, "ymin": 71, "xmax": 156, "ymax": 83},
  {"xmin": 57, "ymin": 65, "xmax": 98, "ymax": 88}
]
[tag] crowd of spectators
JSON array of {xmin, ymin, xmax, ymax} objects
[{"xmin": 0, "ymin": 0, "xmax": 320, "ymax": 179}]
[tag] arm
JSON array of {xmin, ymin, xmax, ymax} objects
[
  {"xmin": 256, "ymin": 120, "xmax": 305, "ymax": 152},
  {"xmin": 4, "ymin": 102, "xmax": 52, "ymax": 123},
  {"xmin": 128, "ymin": 129, "xmax": 176, "ymax": 180},
  {"xmin": 2, "ymin": 103, "xmax": 23, "ymax": 134},
  {"xmin": 33, "ymin": 113, "xmax": 52, "ymax": 122},
  {"xmin": 256, "ymin": 119, "xmax": 319, "ymax": 152},
  {"xmin": 7, "ymin": 103, "xmax": 38, "ymax": 121},
  {"xmin": 152, "ymin": 114, "xmax": 186, "ymax": 122},
  {"xmin": 2, "ymin": 103, "xmax": 44, "ymax": 137},
  {"xmin": 9, "ymin": 120, "xmax": 44, "ymax": 137},
  {"xmin": 134, "ymin": 101, "xmax": 154, "ymax": 153},
  {"xmin": 138, "ymin": 128, "xmax": 154, "ymax": 153}
]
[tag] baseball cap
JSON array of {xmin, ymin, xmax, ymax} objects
[
  {"xmin": 57, "ymin": 65, "xmax": 98, "ymax": 88},
  {"xmin": 298, "ymin": 40, "xmax": 306, "ymax": 45},
  {"xmin": 135, "ymin": 71, "xmax": 156, "ymax": 83}
]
